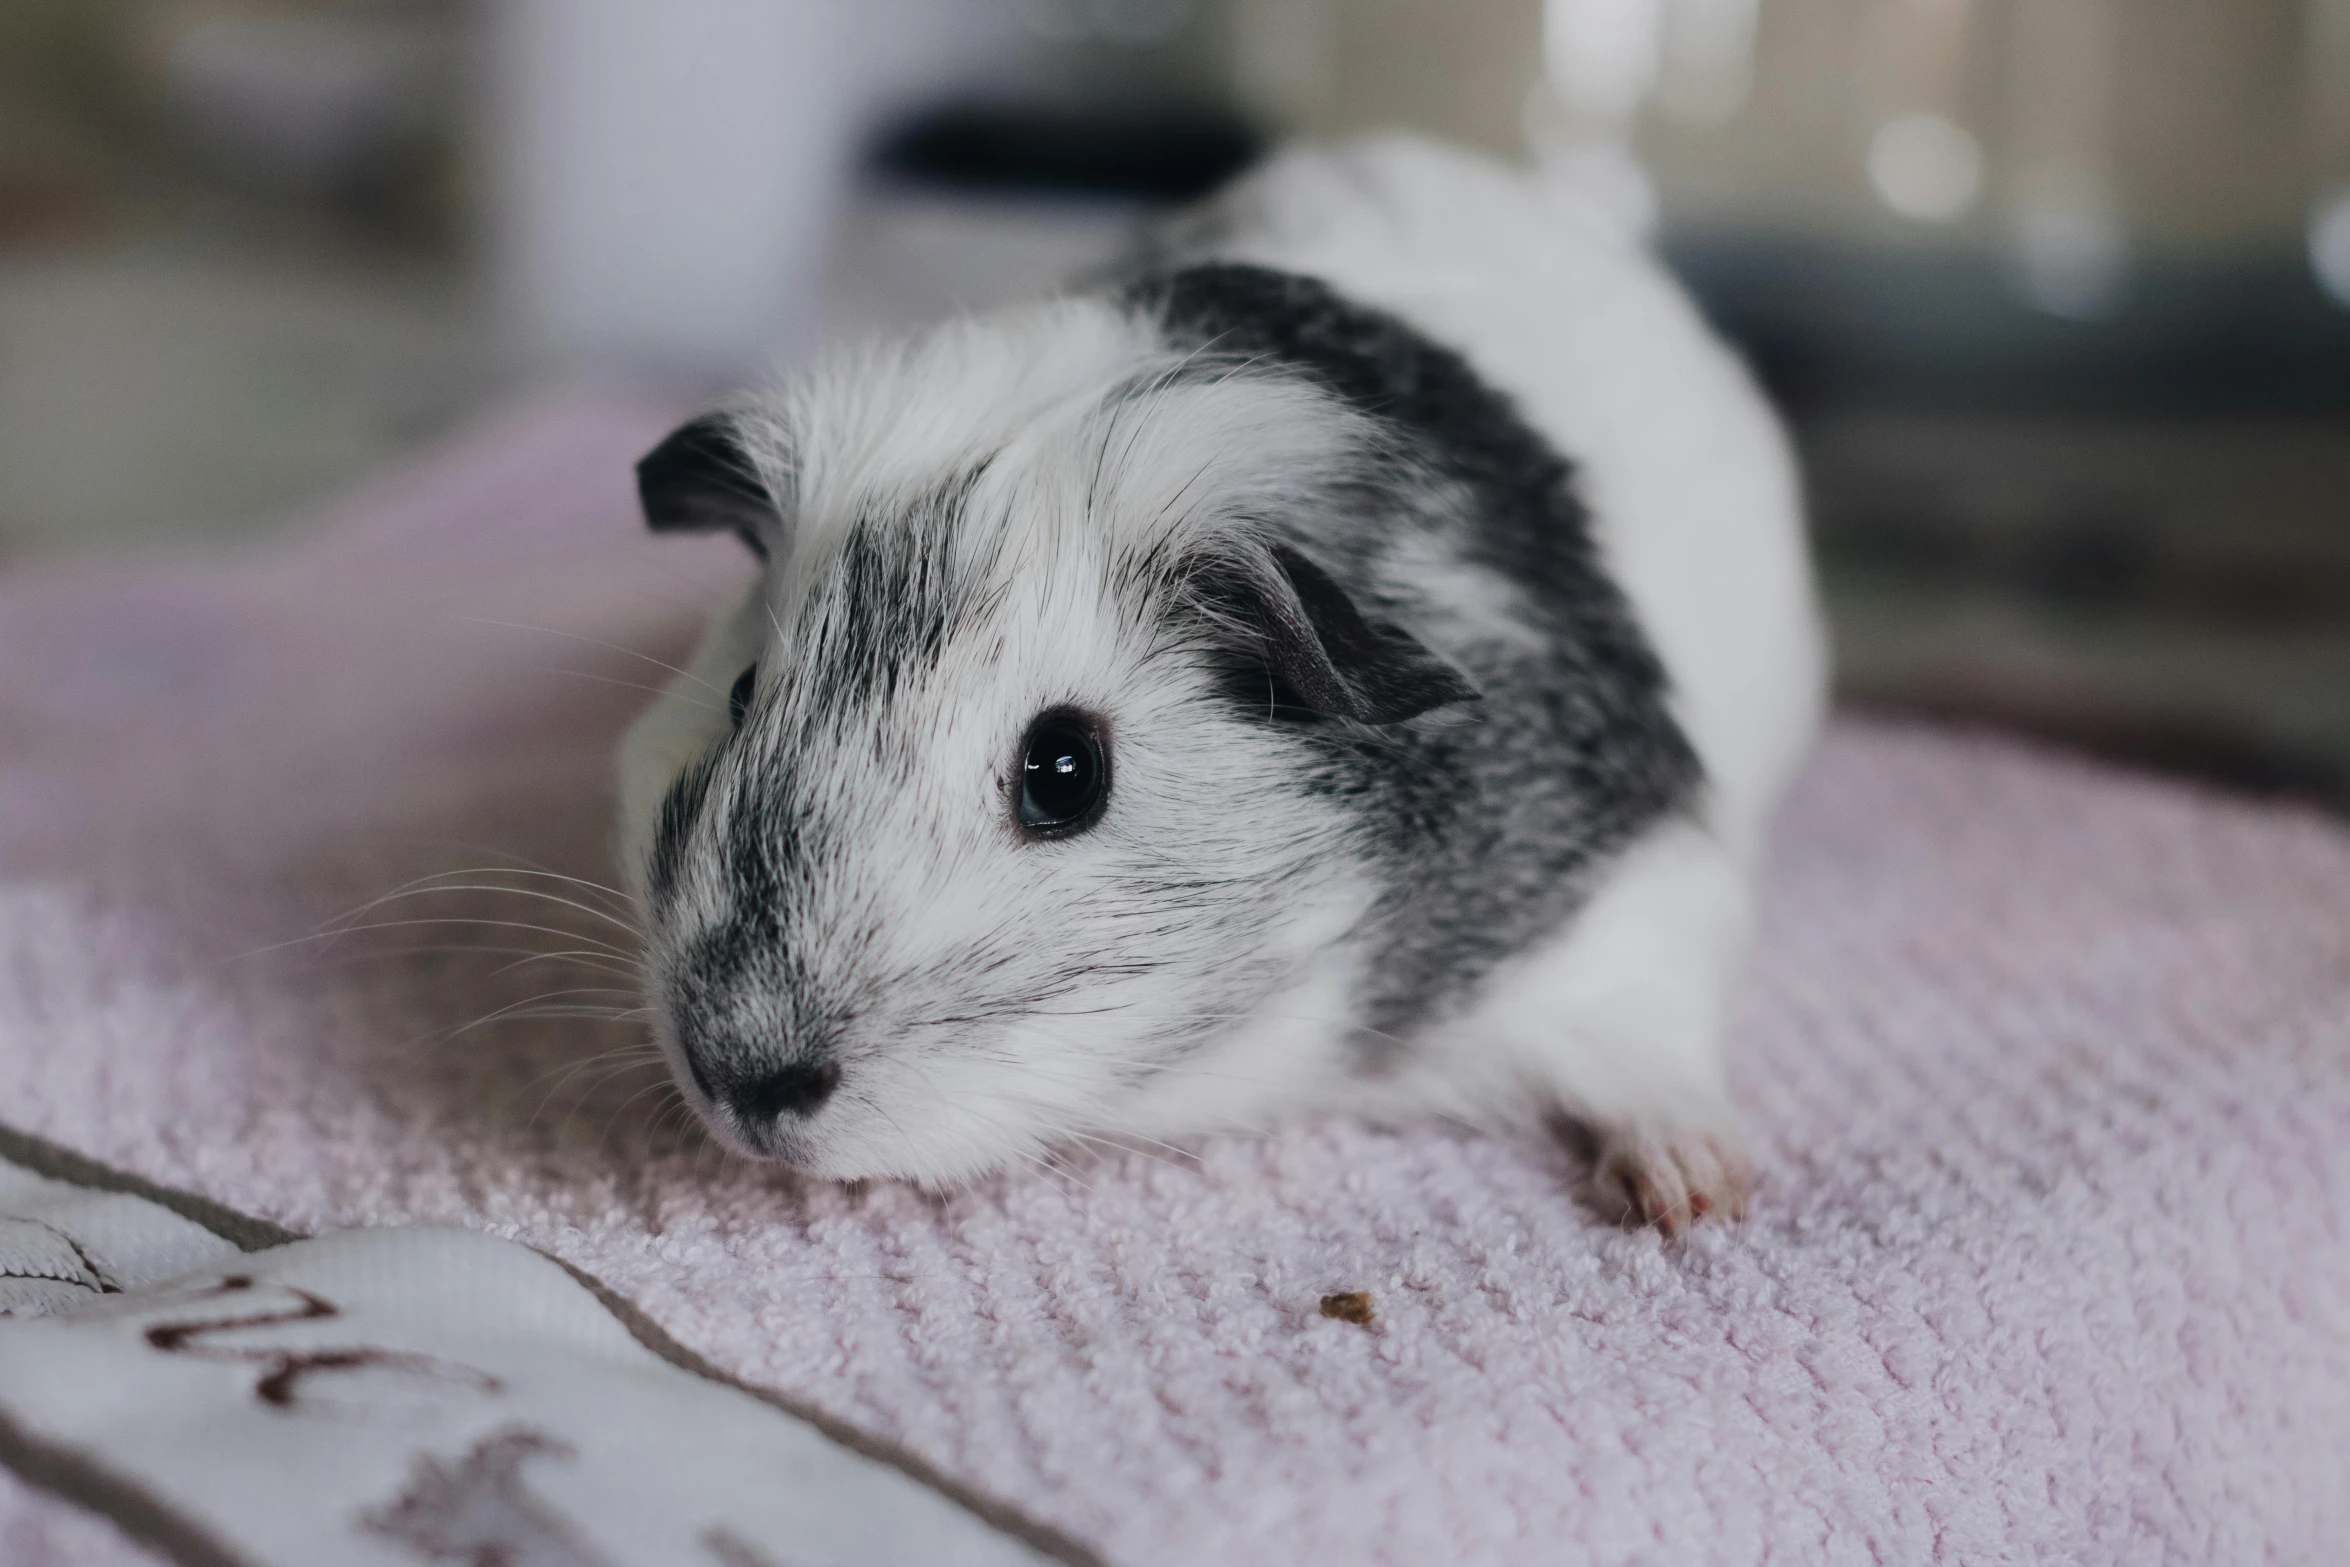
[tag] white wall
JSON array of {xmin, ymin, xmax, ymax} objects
[{"xmin": 487, "ymin": 0, "xmax": 1039, "ymax": 380}]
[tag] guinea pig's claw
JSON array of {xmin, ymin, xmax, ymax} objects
[{"xmin": 1589, "ymin": 1123, "xmax": 1751, "ymax": 1234}]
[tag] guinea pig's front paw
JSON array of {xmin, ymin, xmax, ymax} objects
[{"xmin": 1586, "ymin": 1121, "xmax": 1751, "ymax": 1234}]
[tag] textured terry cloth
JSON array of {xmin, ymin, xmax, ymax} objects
[
  {"xmin": 2, "ymin": 386, "xmax": 2348, "ymax": 1566},
  {"xmin": 0, "ymin": 1181, "xmax": 1075, "ymax": 1567}
]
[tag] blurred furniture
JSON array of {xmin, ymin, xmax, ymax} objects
[
  {"xmin": 1214, "ymin": 0, "xmax": 2350, "ymax": 805},
  {"xmin": 487, "ymin": 0, "xmax": 853, "ymax": 377}
]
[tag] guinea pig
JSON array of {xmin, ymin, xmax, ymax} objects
[{"xmin": 615, "ymin": 136, "xmax": 1825, "ymax": 1230}]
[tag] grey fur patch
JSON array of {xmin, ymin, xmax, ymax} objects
[
  {"xmin": 1127, "ymin": 262, "xmax": 1703, "ymax": 1039},
  {"xmin": 651, "ymin": 475, "xmax": 1000, "ymax": 1092}
]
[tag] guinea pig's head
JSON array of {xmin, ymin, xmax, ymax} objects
[{"xmin": 615, "ymin": 301, "xmax": 1476, "ymax": 1184}]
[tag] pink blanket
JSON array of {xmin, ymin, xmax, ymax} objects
[{"xmin": 4, "ymin": 388, "xmax": 2347, "ymax": 1565}]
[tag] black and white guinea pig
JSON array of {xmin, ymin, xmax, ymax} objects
[{"xmin": 616, "ymin": 136, "xmax": 1824, "ymax": 1230}]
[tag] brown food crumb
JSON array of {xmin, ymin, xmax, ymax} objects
[{"xmin": 1319, "ymin": 1291, "xmax": 1375, "ymax": 1325}]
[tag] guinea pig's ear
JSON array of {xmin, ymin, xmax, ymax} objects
[
  {"xmin": 1207, "ymin": 542, "xmax": 1480, "ymax": 724},
  {"xmin": 635, "ymin": 412, "xmax": 777, "ymax": 560}
]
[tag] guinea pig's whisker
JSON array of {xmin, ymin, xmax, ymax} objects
[
  {"xmin": 652, "ymin": 1111, "xmax": 700, "ymax": 1168},
  {"xmin": 382, "ymin": 1004, "xmax": 635, "ymax": 1067},
  {"xmin": 449, "ymin": 984, "xmax": 645, "ymax": 1024},
  {"xmin": 445, "ymin": 616, "xmax": 732, "ymax": 701},
  {"xmin": 619, "ymin": 1087, "xmax": 691, "ymax": 1166},
  {"xmin": 559, "ymin": 669, "xmax": 728, "ymax": 716},
  {"xmin": 462, "ymin": 1000, "xmax": 644, "ymax": 1023},
  {"xmin": 311, "ymin": 862, "xmax": 614, "ymax": 933},
  {"xmin": 502, "ymin": 874, "xmax": 639, "ymax": 924},
  {"xmin": 517, "ymin": 1039, "xmax": 663, "ymax": 1095},
  {"xmin": 1059, "ymin": 1130, "xmax": 1194, "ymax": 1173},
  {"xmin": 427, "ymin": 990, "xmax": 643, "ymax": 1041},
  {"xmin": 410, "ymin": 842, "xmax": 642, "ymax": 920},
  {"xmin": 447, "ymin": 1007, "xmax": 645, "ymax": 1040},
  {"xmin": 532, "ymin": 1064, "xmax": 667, "ymax": 1130},
  {"xmin": 314, "ymin": 936, "xmax": 632, "ymax": 971},
  {"xmin": 523, "ymin": 1047, "xmax": 667, "ymax": 1130},
  {"xmin": 1081, "ymin": 1126, "xmax": 1202, "ymax": 1165},
  {"xmin": 296, "ymin": 845, "xmax": 643, "ymax": 944},
  {"xmin": 245, "ymin": 918, "xmax": 639, "ymax": 962},
  {"xmin": 324, "ymin": 883, "xmax": 643, "ymax": 941},
  {"xmin": 277, "ymin": 943, "xmax": 639, "ymax": 982},
  {"xmin": 587, "ymin": 1076, "xmax": 680, "ymax": 1156},
  {"xmin": 1003, "ymin": 1142, "xmax": 1094, "ymax": 1198},
  {"xmin": 484, "ymin": 950, "xmax": 644, "ymax": 982},
  {"xmin": 394, "ymin": 864, "xmax": 641, "ymax": 921},
  {"xmin": 684, "ymin": 1116, "xmax": 728, "ymax": 1178},
  {"xmin": 647, "ymin": 1085, "xmax": 700, "ymax": 1160},
  {"xmin": 496, "ymin": 1006, "xmax": 652, "ymax": 1027},
  {"xmin": 635, "ymin": 1090, "xmax": 697, "ymax": 1163}
]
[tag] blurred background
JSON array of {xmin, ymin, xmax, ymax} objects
[{"xmin": 3, "ymin": 0, "xmax": 2347, "ymax": 804}]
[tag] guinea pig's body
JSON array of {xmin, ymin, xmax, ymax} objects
[{"xmin": 617, "ymin": 137, "xmax": 1824, "ymax": 1228}]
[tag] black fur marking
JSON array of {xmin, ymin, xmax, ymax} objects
[
  {"xmin": 819, "ymin": 515, "xmax": 960, "ymax": 712},
  {"xmin": 650, "ymin": 473, "xmax": 1002, "ymax": 1082},
  {"xmin": 663, "ymin": 845, "xmax": 822, "ymax": 1106},
  {"xmin": 647, "ymin": 753, "xmax": 721, "ymax": 905},
  {"xmin": 1131, "ymin": 262, "xmax": 1703, "ymax": 1040},
  {"xmin": 1252, "ymin": 542, "xmax": 1479, "ymax": 723},
  {"xmin": 637, "ymin": 413, "xmax": 775, "ymax": 558}
]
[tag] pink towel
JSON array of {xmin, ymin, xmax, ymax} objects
[{"xmin": 3, "ymin": 387, "xmax": 2347, "ymax": 1565}]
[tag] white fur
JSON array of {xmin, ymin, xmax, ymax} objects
[
  {"xmin": 624, "ymin": 311, "xmax": 1399, "ymax": 1182},
  {"xmin": 1163, "ymin": 139, "xmax": 1827, "ymax": 1225},
  {"xmin": 617, "ymin": 138, "xmax": 1826, "ymax": 1222}
]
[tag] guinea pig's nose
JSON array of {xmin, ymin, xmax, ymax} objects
[{"xmin": 725, "ymin": 1059, "xmax": 841, "ymax": 1122}]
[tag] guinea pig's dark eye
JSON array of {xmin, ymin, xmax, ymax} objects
[
  {"xmin": 1018, "ymin": 712, "xmax": 1107, "ymax": 836},
  {"xmin": 728, "ymin": 665, "xmax": 756, "ymax": 731}
]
